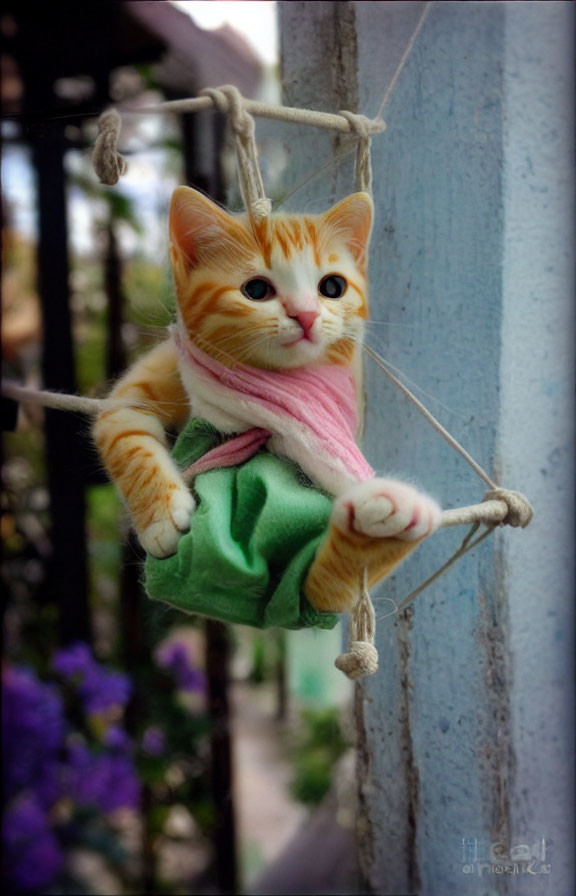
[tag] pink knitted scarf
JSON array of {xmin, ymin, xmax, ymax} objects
[{"xmin": 173, "ymin": 329, "xmax": 374, "ymax": 485}]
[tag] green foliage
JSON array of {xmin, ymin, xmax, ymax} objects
[
  {"xmin": 75, "ymin": 310, "xmax": 107, "ymax": 395},
  {"xmin": 69, "ymin": 173, "xmax": 142, "ymax": 233},
  {"xmin": 86, "ymin": 485, "xmax": 122, "ymax": 593},
  {"xmin": 289, "ymin": 707, "xmax": 348, "ymax": 806},
  {"xmin": 124, "ymin": 256, "xmax": 175, "ymax": 336}
]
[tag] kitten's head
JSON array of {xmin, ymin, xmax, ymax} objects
[{"xmin": 169, "ymin": 187, "xmax": 372, "ymax": 370}]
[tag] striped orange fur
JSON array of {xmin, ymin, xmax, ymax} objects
[{"xmin": 94, "ymin": 187, "xmax": 439, "ymax": 608}]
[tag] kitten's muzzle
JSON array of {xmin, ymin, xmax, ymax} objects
[{"xmin": 285, "ymin": 310, "xmax": 319, "ymax": 343}]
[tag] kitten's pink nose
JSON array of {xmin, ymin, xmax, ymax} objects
[{"xmin": 292, "ymin": 311, "xmax": 319, "ymax": 334}]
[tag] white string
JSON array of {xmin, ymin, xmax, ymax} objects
[
  {"xmin": 2, "ymin": 381, "xmax": 149, "ymax": 416},
  {"xmin": 376, "ymin": 1, "xmax": 434, "ymax": 118},
  {"xmin": 91, "ymin": 0, "xmax": 431, "ymax": 201},
  {"xmin": 14, "ymin": 2, "xmax": 534, "ymax": 684},
  {"xmin": 1, "ymin": 378, "xmax": 533, "ymax": 528},
  {"xmin": 335, "ymin": 569, "xmax": 379, "ymax": 680},
  {"xmin": 117, "ymin": 95, "xmax": 386, "ymax": 135},
  {"xmin": 199, "ymin": 85, "xmax": 272, "ymax": 221},
  {"xmin": 273, "ymin": 1, "xmax": 434, "ymax": 209},
  {"xmin": 363, "ymin": 344, "xmax": 497, "ymax": 490}
]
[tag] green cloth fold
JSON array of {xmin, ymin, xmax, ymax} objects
[{"xmin": 144, "ymin": 419, "xmax": 338, "ymax": 630}]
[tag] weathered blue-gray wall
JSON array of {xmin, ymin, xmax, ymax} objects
[
  {"xmin": 498, "ymin": 4, "xmax": 574, "ymax": 893},
  {"xmin": 279, "ymin": 2, "xmax": 574, "ymax": 894}
]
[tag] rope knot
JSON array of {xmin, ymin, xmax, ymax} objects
[
  {"xmin": 335, "ymin": 568, "xmax": 379, "ymax": 681},
  {"xmin": 338, "ymin": 110, "xmax": 385, "ymax": 138},
  {"xmin": 200, "ymin": 85, "xmax": 270, "ymax": 220},
  {"xmin": 335, "ymin": 641, "xmax": 379, "ymax": 680},
  {"xmin": 249, "ymin": 197, "xmax": 272, "ymax": 221},
  {"xmin": 484, "ymin": 488, "xmax": 534, "ymax": 528},
  {"xmin": 200, "ymin": 85, "xmax": 254, "ymax": 139},
  {"xmin": 336, "ymin": 110, "xmax": 384, "ymax": 194},
  {"xmin": 92, "ymin": 109, "xmax": 128, "ymax": 185}
]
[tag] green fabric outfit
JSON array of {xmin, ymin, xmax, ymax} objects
[{"xmin": 144, "ymin": 419, "xmax": 338, "ymax": 630}]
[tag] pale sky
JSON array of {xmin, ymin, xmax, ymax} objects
[{"xmin": 171, "ymin": 1, "xmax": 279, "ymax": 66}]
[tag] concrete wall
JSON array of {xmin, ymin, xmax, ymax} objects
[{"xmin": 279, "ymin": 2, "xmax": 574, "ymax": 894}]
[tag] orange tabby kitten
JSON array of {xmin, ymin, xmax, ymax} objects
[{"xmin": 93, "ymin": 188, "xmax": 440, "ymax": 613}]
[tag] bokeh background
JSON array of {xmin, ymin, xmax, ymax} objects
[
  {"xmin": 3, "ymin": 2, "xmax": 574, "ymax": 895},
  {"xmin": 1, "ymin": 2, "xmax": 357, "ymax": 894}
]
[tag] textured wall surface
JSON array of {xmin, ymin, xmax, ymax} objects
[
  {"xmin": 498, "ymin": 5, "xmax": 575, "ymax": 893},
  {"xmin": 279, "ymin": 2, "xmax": 574, "ymax": 893}
]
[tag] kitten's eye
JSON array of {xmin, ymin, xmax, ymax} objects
[
  {"xmin": 319, "ymin": 274, "xmax": 347, "ymax": 299},
  {"xmin": 241, "ymin": 278, "xmax": 276, "ymax": 301}
]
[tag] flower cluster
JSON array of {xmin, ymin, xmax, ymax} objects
[
  {"xmin": 156, "ymin": 640, "xmax": 206, "ymax": 694},
  {"xmin": 2, "ymin": 645, "xmax": 140, "ymax": 893},
  {"xmin": 2, "ymin": 667, "xmax": 66, "ymax": 890},
  {"xmin": 53, "ymin": 641, "xmax": 132, "ymax": 715}
]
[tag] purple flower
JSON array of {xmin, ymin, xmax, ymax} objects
[
  {"xmin": 103, "ymin": 724, "xmax": 132, "ymax": 752},
  {"xmin": 67, "ymin": 741, "xmax": 140, "ymax": 812},
  {"xmin": 2, "ymin": 666, "xmax": 67, "ymax": 805},
  {"xmin": 53, "ymin": 643, "xmax": 132, "ymax": 714},
  {"xmin": 35, "ymin": 760, "xmax": 65, "ymax": 811},
  {"xmin": 141, "ymin": 726, "xmax": 166, "ymax": 757},
  {"xmin": 2, "ymin": 657, "xmax": 142, "ymax": 892},
  {"xmin": 53, "ymin": 642, "xmax": 94, "ymax": 680},
  {"xmin": 156, "ymin": 641, "xmax": 206, "ymax": 694},
  {"xmin": 79, "ymin": 665, "xmax": 132, "ymax": 714},
  {"xmin": 2, "ymin": 794, "xmax": 63, "ymax": 891}
]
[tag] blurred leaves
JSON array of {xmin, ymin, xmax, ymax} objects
[
  {"xmin": 289, "ymin": 707, "xmax": 348, "ymax": 806},
  {"xmin": 69, "ymin": 172, "xmax": 142, "ymax": 233}
]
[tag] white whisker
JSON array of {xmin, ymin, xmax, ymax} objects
[
  {"xmin": 363, "ymin": 340, "xmax": 469, "ymax": 420},
  {"xmin": 365, "ymin": 319, "xmax": 416, "ymax": 330}
]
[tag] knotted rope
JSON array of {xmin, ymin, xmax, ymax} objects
[
  {"xmin": 338, "ymin": 110, "xmax": 385, "ymax": 194},
  {"xmin": 90, "ymin": 88, "xmax": 386, "ymax": 207},
  {"xmin": 482, "ymin": 488, "xmax": 533, "ymax": 528},
  {"xmin": 53, "ymin": 55, "xmax": 535, "ymax": 680},
  {"xmin": 200, "ymin": 84, "xmax": 272, "ymax": 222},
  {"xmin": 334, "ymin": 347, "xmax": 534, "ymax": 681},
  {"xmin": 92, "ymin": 109, "xmax": 128, "ymax": 185},
  {"xmin": 3, "ymin": 375, "xmax": 534, "ymax": 684},
  {"xmin": 335, "ymin": 569, "xmax": 379, "ymax": 679},
  {"xmin": 336, "ymin": 484, "xmax": 534, "ymax": 681}
]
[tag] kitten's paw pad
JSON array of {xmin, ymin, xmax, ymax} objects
[
  {"xmin": 136, "ymin": 486, "xmax": 195, "ymax": 558},
  {"xmin": 333, "ymin": 479, "xmax": 441, "ymax": 541}
]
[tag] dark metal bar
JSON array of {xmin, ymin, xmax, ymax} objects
[{"xmin": 30, "ymin": 120, "xmax": 92, "ymax": 644}]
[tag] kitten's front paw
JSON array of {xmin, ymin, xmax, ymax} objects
[
  {"xmin": 333, "ymin": 478, "xmax": 441, "ymax": 541},
  {"xmin": 136, "ymin": 485, "xmax": 196, "ymax": 558}
]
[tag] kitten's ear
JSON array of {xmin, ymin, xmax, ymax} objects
[
  {"xmin": 322, "ymin": 192, "xmax": 373, "ymax": 265},
  {"xmin": 169, "ymin": 186, "xmax": 246, "ymax": 268}
]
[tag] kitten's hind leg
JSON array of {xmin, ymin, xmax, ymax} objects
[{"xmin": 304, "ymin": 479, "xmax": 441, "ymax": 614}]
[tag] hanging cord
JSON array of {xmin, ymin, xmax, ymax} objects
[
  {"xmin": 335, "ymin": 569, "xmax": 379, "ymax": 679},
  {"xmin": 376, "ymin": 0, "xmax": 434, "ymax": 118},
  {"xmin": 394, "ymin": 522, "xmax": 493, "ymax": 615},
  {"xmin": 1, "ymin": 376, "xmax": 533, "ymax": 528},
  {"xmin": 337, "ymin": 485, "xmax": 533, "ymax": 682},
  {"xmin": 89, "ymin": 91, "xmax": 385, "ymax": 197},
  {"xmin": 37, "ymin": 36, "xmax": 534, "ymax": 678},
  {"xmin": 338, "ymin": 111, "xmax": 385, "ymax": 193},
  {"xmin": 334, "ymin": 346, "xmax": 533, "ymax": 680},
  {"xmin": 92, "ymin": 109, "xmax": 128, "ymax": 185},
  {"xmin": 3, "ymin": 367, "xmax": 533, "ymax": 687},
  {"xmin": 362, "ymin": 345, "xmax": 533, "ymax": 526},
  {"xmin": 199, "ymin": 85, "xmax": 272, "ymax": 222},
  {"xmin": 363, "ymin": 344, "xmax": 498, "ymax": 489}
]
